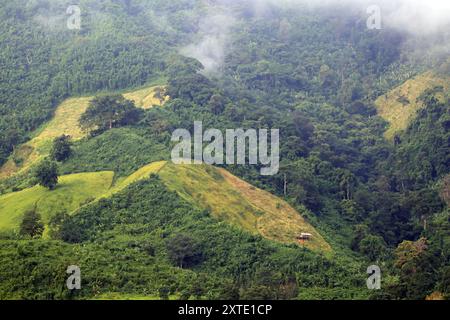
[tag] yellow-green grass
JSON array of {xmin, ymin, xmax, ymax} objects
[
  {"xmin": 159, "ymin": 163, "xmax": 260, "ymax": 233},
  {"xmin": 0, "ymin": 171, "xmax": 114, "ymax": 233},
  {"xmin": 123, "ymin": 86, "xmax": 168, "ymax": 109},
  {"xmin": 0, "ymin": 160, "xmax": 330, "ymax": 253},
  {"xmin": 102, "ymin": 161, "xmax": 167, "ymax": 198},
  {"xmin": 375, "ymin": 71, "xmax": 449, "ymax": 140},
  {"xmin": 219, "ymin": 168, "xmax": 331, "ymax": 253},
  {"xmin": 158, "ymin": 163, "xmax": 331, "ymax": 253},
  {"xmin": 0, "ymin": 159, "xmax": 167, "ymax": 233},
  {"xmin": 0, "ymin": 86, "xmax": 167, "ymax": 180}
]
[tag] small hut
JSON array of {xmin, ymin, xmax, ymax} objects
[{"xmin": 297, "ymin": 233, "xmax": 313, "ymax": 241}]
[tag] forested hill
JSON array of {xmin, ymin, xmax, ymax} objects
[
  {"xmin": 0, "ymin": 0, "xmax": 449, "ymax": 300},
  {"xmin": 0, "ymin": 0, "xmax": 200, "ymax": 166}
]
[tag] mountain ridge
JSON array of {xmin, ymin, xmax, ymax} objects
[{"xmin": 0, "ymin": 160, "xmax": 330, "ymax": 253}]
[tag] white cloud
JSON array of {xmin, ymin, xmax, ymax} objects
[
  {"xmin": 181, "ymin": 0, "xmax": 450, "ymax": 72},
  {"xmin": 180, "ymin": 11, "xmax": 236, "ymax": 74},
  {"xmin": 381, "ymin": 0, "xmax": 450, "ymax": 35}
]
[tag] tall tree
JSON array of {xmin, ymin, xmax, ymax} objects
[
  {"xmin": 35, "ymin": 159, "xmax": 59, "ymax": 190},
  {"xmin": 50, "ymin": 135, "xmax": 72, "ymax": 162},
  {"xmin": 393, "ymin": 238, "xmax": 439, "ymax": 299},
  {"xmin": 20, "ymin": 209, "xmax": 44, "ymax": 238},
  {"xmin": 166, "ymin": 233, "xmax": 201, "ymax": 268},
  {"xmin": 79, "ymin": 95, "xmax": 140, "ymax": 133}
]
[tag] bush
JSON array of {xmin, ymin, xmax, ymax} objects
[
  {"xmin": 34, "ymin": 159, "xmax": 58, "ymax": 190},
  {"xmin": 50, "ymin": 135, "xmax": 72, "ymax": 162},
  {"xmin": 20, "ymin": 209, "xmax": 44, "ymax": 238}
]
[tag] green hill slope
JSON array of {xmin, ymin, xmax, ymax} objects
[
  {"xmin": 0, "ymin": 171, "xmax": 114, "ymax": 232},
  {"xmin": 0, "ymin": 161, "xmax": 330, "ymax": 253},
  {"xmin": 0, "ymin": 86, "xmax": 166, "ymax": 180},
  {"xmin": 158, "ymin": 163, "xmax": 331, "ymax": 253},
  {"xmin": 105, "ymin": 161, "xmax": 331, "ymax": 253},
  {"xmin": 375, "ymin": 71, "xmax": 450, "ymax": 140}
]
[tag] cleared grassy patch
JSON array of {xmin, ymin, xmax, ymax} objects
[
  {"xmin": 219, "ymin": 168, "xmax": 332, "ymax": 253},
  {"xmin": 0, "ymin": 171, "xmax": 114, "ymax": 232},
  {"xmin": 0, "ymin": 161, "xmax": 165, "ymax": 233},
  {"xmin": 158, "ymin": 163, "xmax": 331, "ymax": 253},
  {"xmin": 0, "ymin": 86, "xmax": 167, "ymax": 180},
  {"xmin": 123, "ymin": 86, "xmax": 168, "ymax": 109},
  {"xmin": 0, "ymin": 160, "xmax": 330, "ymax": 253},
  {"xmin": 104, "ymin": 161, "xmax": 167, "ymax": 198},
  {"xmin": 160, "ymin": 163, "xmax": 259, "ymax": 233},
  {"xmin": 375, "ymin": 71, "xmax": 449, "ymax": 140}
]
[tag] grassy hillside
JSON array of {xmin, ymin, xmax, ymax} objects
[
  {"xmin": 0, "ymin": 86, "xmax": 167, "ymax": 179},
  {"xmin": 219, "ymin": 168, "xmax": 331, "ymax": 252},
  {"xmin": 103, "ymin": 161, "xmax": 167, "ymax": 197},
  {"xmin": 0, "ymin": 171, "xmax": 114, "ymax": 232},
  {"xmin": 0, "ymin": 177, "xmax": 365, "ymax": 300},
  {"xmin": 99, "ymin": 160, "xmax": 331, "ymax": 253},
  {"xmin": 375, "ymin": 71, "xmax": 449, "ymax": 140},
  {"xmin": 59, "ymin": 128, "xmax": 170, "ymax": 178},
  {"xmin": 159, "ymin": 163, "xmax": 331, "ymax": 253},
  {"xmin": 0, "ymin": 161, "xmax": 166, "ymax": 234},
  {"xmin": 0, "ymin": 160, "xmax": 331, "ymax": 253},
  {"xmin": 123, "ymin": 86, "xmax": 169, "ymax": 109}
]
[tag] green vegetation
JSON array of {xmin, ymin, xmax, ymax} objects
[
  {"xmin": 166, "ymin": 233, "xmax": 202, "ymax": 269},
  {"xmin": 1, "ymin": 159, "xmax": 330, "ymax": 253},
  {"xmin": 0, "ymin": 0, "xmax": 448, "ymax": 300},
  {"xmin": 0, "ymin": 171, "xmax": 114, "ymax": 232},
  {"xmin": 79, "ymin": 95, "xmax": 141, "ymax": 134},
  {"xmin": 34, "ymin": 159, "xmax": 59, "ymax": 190},
  {"xmin": 50, "ymin": 135, "xmax": 72, "ymax": 162},
  {"xmin": 159, "ymin": 163, "xmax": 331, "ymax": 252},
  {"xmin": 375, "ymin": 72, "xmax": 449, "ymax": 140},
  {"xmin": 0, "ymin": 85, "xmax": 168, "ymax": 180},
  {"xmin": 19, "ymin": 209, "xmax": 44, "ymax": 238},
  {"xmin": 0, "ymin": 161, "xmax": 331, "ymax": 252},
  {"xmin": 60, "ymin": 129, "xmax": 169, "ymax": 178},
  {"xmin": 1, "ymin": 177, "xmax": 362, "ymax": 300},
  {"xmin": 0, "ymin": 0, "xmax": 189, "ymax": 167}
]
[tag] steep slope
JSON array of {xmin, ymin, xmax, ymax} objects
[
  {"xmin": 106, "ymin": 161, "xmax": 330, "ymax": 253},
  {"xmin": 0, "ymin": 162, "xmax": 166, "ymax": 234},
  {"xmin": 375, "ymin": 71, "xmax": 449, "ymax": 140},
  {"xmin": 219, "ymin": 168, "xmax": 330, "ymax": 252},
  {"xmin": 124, "ymin": 86, "xmax": 169, "ymax": 109},
  {"xmin": 0, "ymin": 86, "xmax": 167, "ymax": 179},
  {"xmin": 0, "ymin": 171, "xmax": 114, "ymax": 232},
  {"xmin": 0, "ymin": 160, "xmax": 331, "ymax": 253},
  {"xmin": 158, "ymin": 163, "xmax": 331, "ymax": 253},
  {"xmin": 103, "ymin": 161, "xmax": 167, "ymax": 198}
]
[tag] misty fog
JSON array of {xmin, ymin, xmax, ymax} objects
[{"xmin": 181, "ymin": 0, "xmax": 450, "ymax": 73}]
